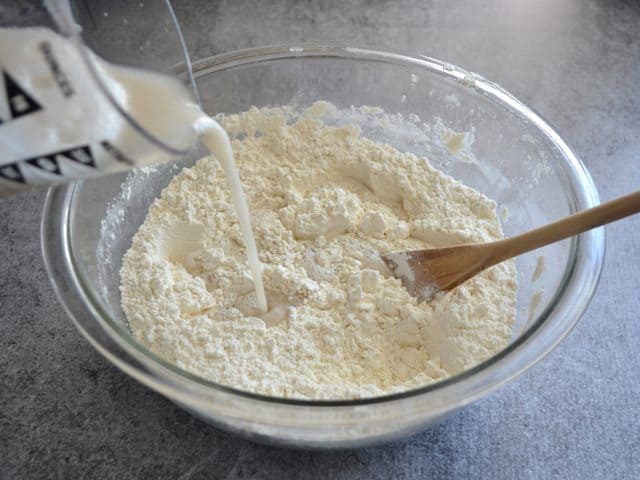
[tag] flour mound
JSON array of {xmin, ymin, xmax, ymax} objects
[{"xmin": 120, "ymin": 104, "xmax": 517, "ymax": 400}]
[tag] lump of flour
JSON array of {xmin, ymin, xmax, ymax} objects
[{"xmin": 120, "ymin": 104, "xmax": 517, "ymax": 400}]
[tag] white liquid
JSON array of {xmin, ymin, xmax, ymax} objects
[
  {"xmin": 0, "ymin": 27, "xmax": 200, "ymax": 176},
  {"xmin": 93, "ymin": 38, "xmax": 271, "ymax": 313},
  {"xmin": 100, "ymin": 42, "xmax": 270, "ymax": 313},
  {"xmin": 102, "ymin": 46, "xmax": 269, "ymax": 313},
  {"xmin": 0, "ymin": 27, "xmax": 268, "ymax": 311},
  {"xmin": 196, "ymin": 118, "xmax": 268, "ymax": 313}
]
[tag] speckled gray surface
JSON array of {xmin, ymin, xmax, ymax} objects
[{"xmin": 1, "ymin": 0, "xmax": 639, "ymax": 478}]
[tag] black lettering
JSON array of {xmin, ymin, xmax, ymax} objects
[
  {"xmin": 100, "ymin": 140, "xmax": 134, "ymax": 166},
  {"xmin": 38, "ymin": 41, "xmax": 74, "ymax": 98}
]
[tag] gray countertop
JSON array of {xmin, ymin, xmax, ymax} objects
[{"xmin": 2, "ymin": 0, "xmax": 639, "ymax": 478}]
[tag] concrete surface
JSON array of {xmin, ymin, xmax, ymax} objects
[{"xmin": 1, "ymin": 0, "xmax": 639, "ymax": 478}]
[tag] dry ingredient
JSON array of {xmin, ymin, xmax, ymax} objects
[{"xmin": 120, "ymin": 104, "xmax": 517, "ymax": 400}]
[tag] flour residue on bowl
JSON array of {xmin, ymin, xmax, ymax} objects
[{"xmin": 119, "ymin": 103, "xmax": 517, "ymax": 400}]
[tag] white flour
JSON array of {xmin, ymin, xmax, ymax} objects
[{"xmin": 120, "ymin": 104, "xmax": 517, "ymax": 400}]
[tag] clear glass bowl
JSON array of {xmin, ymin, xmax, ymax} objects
[{"xmin": 41, "ymin": 46, "xmax": 604, "ymax": 448}]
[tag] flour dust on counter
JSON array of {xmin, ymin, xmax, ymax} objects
[{"xmin": 119, "ymin": 103, "xmax": 517, "ymax": 400}]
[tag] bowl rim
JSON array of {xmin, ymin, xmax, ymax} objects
[{"xmin": 41, "ymin": 45, "xmax": 605, "ymax": 409}]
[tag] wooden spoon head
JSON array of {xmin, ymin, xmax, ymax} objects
[{"xmin": 382, "ymin": 244, "xmax": 492, "ymax": 302}]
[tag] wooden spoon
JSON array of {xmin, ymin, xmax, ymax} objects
[{"xmin": 382, "ymin": 190, "xmax": 640, "ymax": 302}]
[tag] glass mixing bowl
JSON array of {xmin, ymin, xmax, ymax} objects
[{"xmin": 41, "ymin": 46, "xmax": 604, "ymax": 448}]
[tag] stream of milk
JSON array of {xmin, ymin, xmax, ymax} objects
[
  {"xmin": 105, "ymin": 59, "xmax": 269, "ymax": 313},
  {"xmin": 104, "ymin": 70, "xmax": 269, "ymax": 313},
  {"xmin": 0, "ymin": 27, "xmax": 269, "ymax": 312},
  {"xmin": 196, "ymin": 118, "xmax": 269, "ymax": 313}
]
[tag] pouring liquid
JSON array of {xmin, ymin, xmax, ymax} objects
[
  {"xmin": 87, "ymin": 40, "xmax": 270, "ymax": 313},
  {"xmin": 111, "ymin": 70, "xmax": 269, "ymax": 313},
  {"xmin": 0, "ymin": 27, "xmax": 268, "ymax": 311},
  {"xmin": 196, "ymin": 118, "xmax": 268, "ymax": 313}
]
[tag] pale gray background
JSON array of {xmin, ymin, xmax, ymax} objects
[{"xmin": 1, "ymin": 0, "xmax": 639, "ymax": 478}]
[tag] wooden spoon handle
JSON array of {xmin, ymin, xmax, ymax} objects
[{"xmin": 491, "ymin": 190, "xmax": 640, "ymax": 264}]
